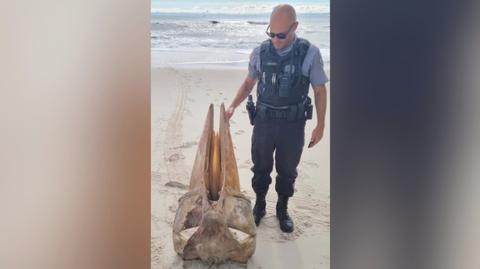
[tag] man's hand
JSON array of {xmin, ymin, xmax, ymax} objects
[
  {"xmin": 309, "ymin": 84, "xmax": 327, "ymax": 148},
  {"xmin": 225, "ymin": 106, "xmax": 235, "ymax": 121},
  {"xmin": 225, "ymin": 75, "xmax": 256, "ymax": 121},
  {"xmin": 308, "ymin": 125, "xmax": 324, "ymax": 148}
]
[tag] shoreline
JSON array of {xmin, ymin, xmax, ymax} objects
[{"xmin": 151, "ymin": 47, "xmax": 330, "ymax": 70}]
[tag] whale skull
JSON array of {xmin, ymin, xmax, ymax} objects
[{"xmin": 172, "ymin": 104, "xmax": 256, "ymax": 264}]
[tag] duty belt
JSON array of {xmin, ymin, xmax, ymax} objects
[{"xmin": 256, "ymin": 100, "xmax": 307, "ymax": 121}]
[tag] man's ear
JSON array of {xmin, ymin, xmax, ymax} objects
[{"xmin": 293, "ymin": 21, "xmax": 299, "ymax": 31}]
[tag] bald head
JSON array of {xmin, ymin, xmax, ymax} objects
[
  {"xmin": 268, "ymin": 4, "xmax": 298, "ymax": 49},
  {"xmin": 271, "ymin": 4, "xmax": 297, "ymax": 23}
]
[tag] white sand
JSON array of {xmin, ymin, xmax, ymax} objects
[{"xmin": 151, "ymin": 67, "xmax": 330, "ymax": 269}]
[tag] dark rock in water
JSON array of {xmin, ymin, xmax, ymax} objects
[
  {"xmin": 247, "ymin": 21, "xmax": 268, "ymax": 25},
  {"xmin": 209, "ymin": 20, "xmax": 220, "ymax": 24}
]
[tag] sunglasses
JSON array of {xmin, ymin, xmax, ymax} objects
[{"xmin": 265, "ymin": 23, "xmax": 295, "ymax": 39}]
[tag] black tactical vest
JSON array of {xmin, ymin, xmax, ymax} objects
[{"xmin": 256, "ymin": 38, "xmax": 311, "ymax": 106}]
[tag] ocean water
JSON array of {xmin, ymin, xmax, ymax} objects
[
  {"xmin": 151, "ymin": 0, "xmax": 330, "ymax": 14},
  {"xmin": 151, "ymin": 2, "xmax": 330, "ymax": 69}
]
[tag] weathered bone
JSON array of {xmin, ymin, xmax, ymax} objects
[{"xmin": 172, "ymin": 104, "xmax": 256, "ymax": 264}]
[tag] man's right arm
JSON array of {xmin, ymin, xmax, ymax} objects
[{"xmin": 226, "ymin": 75, "xmax": 257, "ymax": 120}]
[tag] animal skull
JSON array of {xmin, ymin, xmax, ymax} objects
[{"xmin": 172, "ymin": 104, "xmax": 256, "ymax": 264}]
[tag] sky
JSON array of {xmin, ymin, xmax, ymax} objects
[{"xmin": 151, "ymin": 0, "xmax": 330, "ymax": 14}]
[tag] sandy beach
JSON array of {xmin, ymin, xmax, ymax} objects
[{"xmin": 151, "ymin": 66, "xmax": 330, "ymax": 269}]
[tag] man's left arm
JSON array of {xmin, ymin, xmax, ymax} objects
[{"xmin": 308, "ymin": 84, "xmax": 327, "ymax": 148}]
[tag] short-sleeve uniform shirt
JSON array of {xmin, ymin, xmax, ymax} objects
[{"xmin": 247, "ymin": 37, "xmax": 329, "ymax": 87}]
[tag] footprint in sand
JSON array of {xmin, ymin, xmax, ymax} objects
[
  {"xmin": 234, "ymin": 130, "xmax": 245, "ymax": 135},
  {"xmin": 167, "ymin": 153, "xmax": 185, "ymax": 162},
  {"xmin": 296, "ymin": 168, "xmax": 309, "ymax": 179},
  {"xmin": 165, "ymin": 181, "xmax": 188, "ymax": 189},
  {"xmin": 254, "ymin": 189, "xmax": 329, "ymax": 242},
  {"xmin": 170, "ymin": 141, "xmax": 197, "ymax": 149},
  {"xmin": 304, "ymin": 160, "xmax": 320, "ymax": 167},
  {"xmin": 151, "ymin": 171, "xmax": 162, "ymax": 182},
  {"xmin": 168, "ymin": 204, "xmax": 177, "ymax": 213},
  {"xmin": 238, "ymin": 159, "xmax": 252, "ymax": 169},
  {"xmin": 238, "ymin": 163, "xmax": 249, "ymax": 169},
  {"xmin": 151, "ymin": 240, "xmax": 164, "ymax": 266}
]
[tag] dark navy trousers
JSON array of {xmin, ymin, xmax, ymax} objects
[{"xmin": 251, "ymin": 119, "xmax": 306, "ymax": 197}]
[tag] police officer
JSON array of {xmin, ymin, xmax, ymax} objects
[{"xmin": 225, "ymin": 4, "xmax": 328, "ymax": 233}]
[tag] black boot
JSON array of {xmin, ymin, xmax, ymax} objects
[
  {"xmin": 252, "ymin": 192, "xmax": 266, "ymax": 226},
  {"xmin": 276, "ymin": 195, "xmax": 294, "ymax": 233}
]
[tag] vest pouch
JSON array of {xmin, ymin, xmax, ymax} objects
[
  {"xmin": 278, "ymin": 74, "xmax": 291, "ymax": 97},
  {"xmin": 254, "ymin": 104, "xmax": 268, "ymax": 122},
  {"xmin": 305, "ymin": 97, "xmax": 313, "ymax": 120}
]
